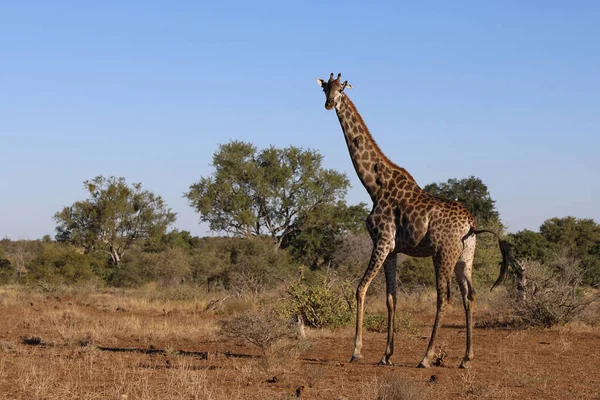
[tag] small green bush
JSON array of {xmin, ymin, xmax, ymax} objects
[
  {"xmin": 0, "ymin": 259, "xmax": 15, "ymax": 285},
  {"xmin": 284, "ymin": 278, "xmax": 353, "ymax": 329},
  {"xmin": 398, "ymin": 257, "xmax": 435, "ymax": 288},
  {"xmin": 364, "ymin": 311, "xmax": 416, "ymax": 334},
  {"xmin": 24, "ymin": 243, "xmax": 99, "ymax": 286}
]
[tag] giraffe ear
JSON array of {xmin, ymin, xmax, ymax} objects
[
  {"xmin": 343, "ymin": 81, "xmax": 353, "ymax": 90},
  {"xmin": 316, "ymin": 78, "xmax": 326, "ymax": 88}
]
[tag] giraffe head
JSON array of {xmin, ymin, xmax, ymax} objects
[{"xmin": 316, "ymin": 73, "xmax": 352, "ymax": 110}]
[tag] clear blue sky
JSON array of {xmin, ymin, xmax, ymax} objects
[{"xmin": 1, "ymin": 1, "xmax": 599, "ymax": 240}]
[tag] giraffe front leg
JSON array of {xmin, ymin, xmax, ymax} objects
[
  {"xmin": 350, "ymin": 240, "xmax": 393, "ymax": 363},
  {"xmin": 378, "ymin": 253, "xmax": 397, "ymax": 365}
]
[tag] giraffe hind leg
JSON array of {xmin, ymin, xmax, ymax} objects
[
  {"xmin": 417, "ymin": 251, "xmax": 458, "ymax": 368},
  {"xmin": 456, "ymin": 235, "xmax": 476, "ymax": 368},
  {"xmin": 378, "ymin": 253, "xmax": 398, "ymax": 365}
]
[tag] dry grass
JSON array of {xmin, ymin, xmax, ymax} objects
[
  {"xmin": 0, "ymin": 347, "xmax": 240, "ymax": 400},
  {"xmin": 1, "ymin": 285, "xmax": 600, "ymax": 399},
  {"xmin": 375, "ymin": 372, "xmax": 432, "ymax": 400}
]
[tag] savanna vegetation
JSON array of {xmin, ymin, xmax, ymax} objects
[{"xmin": 1, "ymin": 140, "xmax": 599, "ymax": 399}]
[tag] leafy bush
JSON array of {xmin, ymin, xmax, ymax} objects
[
  {"xmin": 0, "ymin": 259, "xmax": 15, "ymax": 285},
  {"xmin": 398, "ymin": 257, "xmax": 435, "ymax": 288},
  {"xmin": 284, "ymin": 277, "xmax": 353, "ymax": 329},
  {"xmin": 363, "ymin": 311, "xmax": 416, "ymax": 335},
  {"xmin": 24, "ymin": 243, "xmax": 100, "ymax": 286},
  {"xmin": 225, "ymin": 237, "xmax": 295, "ymax": 297},
  {"xmin": 581, "ymin": 254, "xmax": 600, "ymax": 287}
]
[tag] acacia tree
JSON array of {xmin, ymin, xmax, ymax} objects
[
  {"xmin": 185, "ymin": 141, "xmax": 352, "ymax": 248},
  {"xmin": 54, "ymin": 175, "xmax": 176, "ymax": 268}
]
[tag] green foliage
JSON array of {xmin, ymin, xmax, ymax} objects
[
  {"xmin": 225, "ymin": 237, "xmax": 295, "ymax": 298},
  {"xmin": 284, "ymin": 277, "xmax": 353, "ymax": 329},
  {"xmin": 509, "ymin": 229, "xmax": 549, "ymax": 260},
  {"xmin": 581, "ymin": 254, "xmax": 600, "ymax": 287},
  {"xmin": 143, "ymin": 230, "xmax": 201, "ymax": 253},
  {"xmin": 363, "ymin": 311, "xmax": 416, "ymax": 334},
  {"xmin": 285, "ymin": 201, "xmax": 369, "ymax": 267},
  {"xmin": 54, "ymin": 175, "xmax": 176, "ymax": 267},
  {"xmin": 0, "ymin": 258, "xmax": 14, "ymax": 285},
  {"xmin": 423, "ymin": 176, "xmax": 500, "ymax": 227},
  {"xmin": 540, "ymin": 217, "xmax": 600, "ymax": 258},
  {"xmin": 185, "ymin": 141, "xmax": 352, "ymax": 248},
  {"xmin": 189, "ymin": 238, "xmax": 232, "ymax": 289},
  {"xmin": 398, "ymin": 257, "xmax": 435, "ymax": 288},
  {"xmin": 24, "ymin": 243, "xmax": 101, "ymax": 286},
  {"xmin": 511, "ymin": 217, "xmax": 600, "ymax": 287}
]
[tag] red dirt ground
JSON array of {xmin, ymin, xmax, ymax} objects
[{"xmin": 0, "ymin": 294, "xmax": 599, "ymax": 399}]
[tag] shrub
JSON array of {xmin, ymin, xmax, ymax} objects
[
  {"xmin": 225, "ymin": 237, "xmax": 295, "ymax": 297},
  {"xmin": 190, "ymin": 237, "xmax": 296, "ymax": 296},
  {"xmin": 330, "ymin": 232, "xmax": 372, "ymax": 280},
  {"xmin": 398, "ymin": 257, "xmax": 435, "ymax": 288},
  {"xmin": 0, "ymin": 259, "xmax": 15, "ymax": 285},
  {"xmin": 508, "ymin": 257, "xmax": 598, "ymax": 328},
  {"xmin": 24, "ymin": 243, "xmax": 99, "ymax": 286},
  {"xmin": 219, "ymin": 310, "xmax": 296, "ymax": 353},
  {"xmin": 284, "ymin": 277, "xmax": 353, "ymax": 329},
  {"xmin": 219, "ymin": 309, "xmax": 299, "ymax": 375},
  {"xmin": 364, "ymin": 311, "xmax": 416, "ymax": 335}
]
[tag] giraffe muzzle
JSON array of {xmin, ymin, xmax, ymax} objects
[{"xmin": 325, "ymin": 99, "xmax": 335, "ymax": 110}]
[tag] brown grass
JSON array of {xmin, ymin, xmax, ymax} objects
[{"xmin": 1, "ymin": 285, "xmax": 600, "ymax": 399}]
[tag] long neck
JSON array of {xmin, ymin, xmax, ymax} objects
[{"xmin": 334, "ymin": 94, "xmax": 416, "ymax": 201}]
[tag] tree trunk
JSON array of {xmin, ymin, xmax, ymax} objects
[{"xmin": 110, "ymin": 248, "xmax": 121, "ymax": 269}]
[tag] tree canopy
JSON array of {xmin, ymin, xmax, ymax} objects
[
  {"xmin": 185, "ymin": 141, "xmax": 356, "ymax": 248},
  {"xmin": 423, "ymin": 176, "xmax": 500, "ymax": 226},
  {"xmin": 54, "ymin": 175, "xmax": 176, "ymax": 267},
  {"xmin": 539, "ymin": 217, "xmax": 600, "ymax": 258}
]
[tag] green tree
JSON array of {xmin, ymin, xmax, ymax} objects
[
  {"xmin": 422, "ymin": 176, "xmax": 503, "ymax": 286},
  {"xmin": 0, "ymin": 244, "xmax": 14, "ymax": 284},
  {"xmin": 3, "ymin": 240, "xmax": 34, "ymax": 280},
  {"xmin": 539, "ymin": 217, "xmax": 600, "ymax": 258},
  {"xmin": 284, "ymin": 201, "xmax": 369, "ymax": 267},
  {"xmin": 423, "ymin": 176, "xmax": 500, "ymax": 226},
  {"xmin": 509, "ymin": 229, "xmax": 549, "ymax": 261},
  {"xmin": 185, "ymin": 141, "xmax": 352, "ymax": 248},
  {"xmin": 54, "ymin": 175, "xmax": 176, "ymax": 268}
]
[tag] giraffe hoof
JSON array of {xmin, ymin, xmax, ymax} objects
[
  {"xmin": 417, "ymin": 359, "xmax": 431, "ymax": 368},
  {"xmin": 378, "ymin": 358, "xmax": 393, "ymax": 366},
  {"xmin": 459, "ymin": 360, "xmax": 471, "ymax": 369},
  {"xmin": 349, "ymin": 354, "xmax": 363, "ymax": 363}
]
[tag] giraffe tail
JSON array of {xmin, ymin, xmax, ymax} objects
[{"xmin": 461, "ymin": 228, "xmax": 514, "ymax": 291}]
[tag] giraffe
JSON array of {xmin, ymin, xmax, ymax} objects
[{"xmin": 316, "ymin": 73, "xmax": 512, "ymax": 368}]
